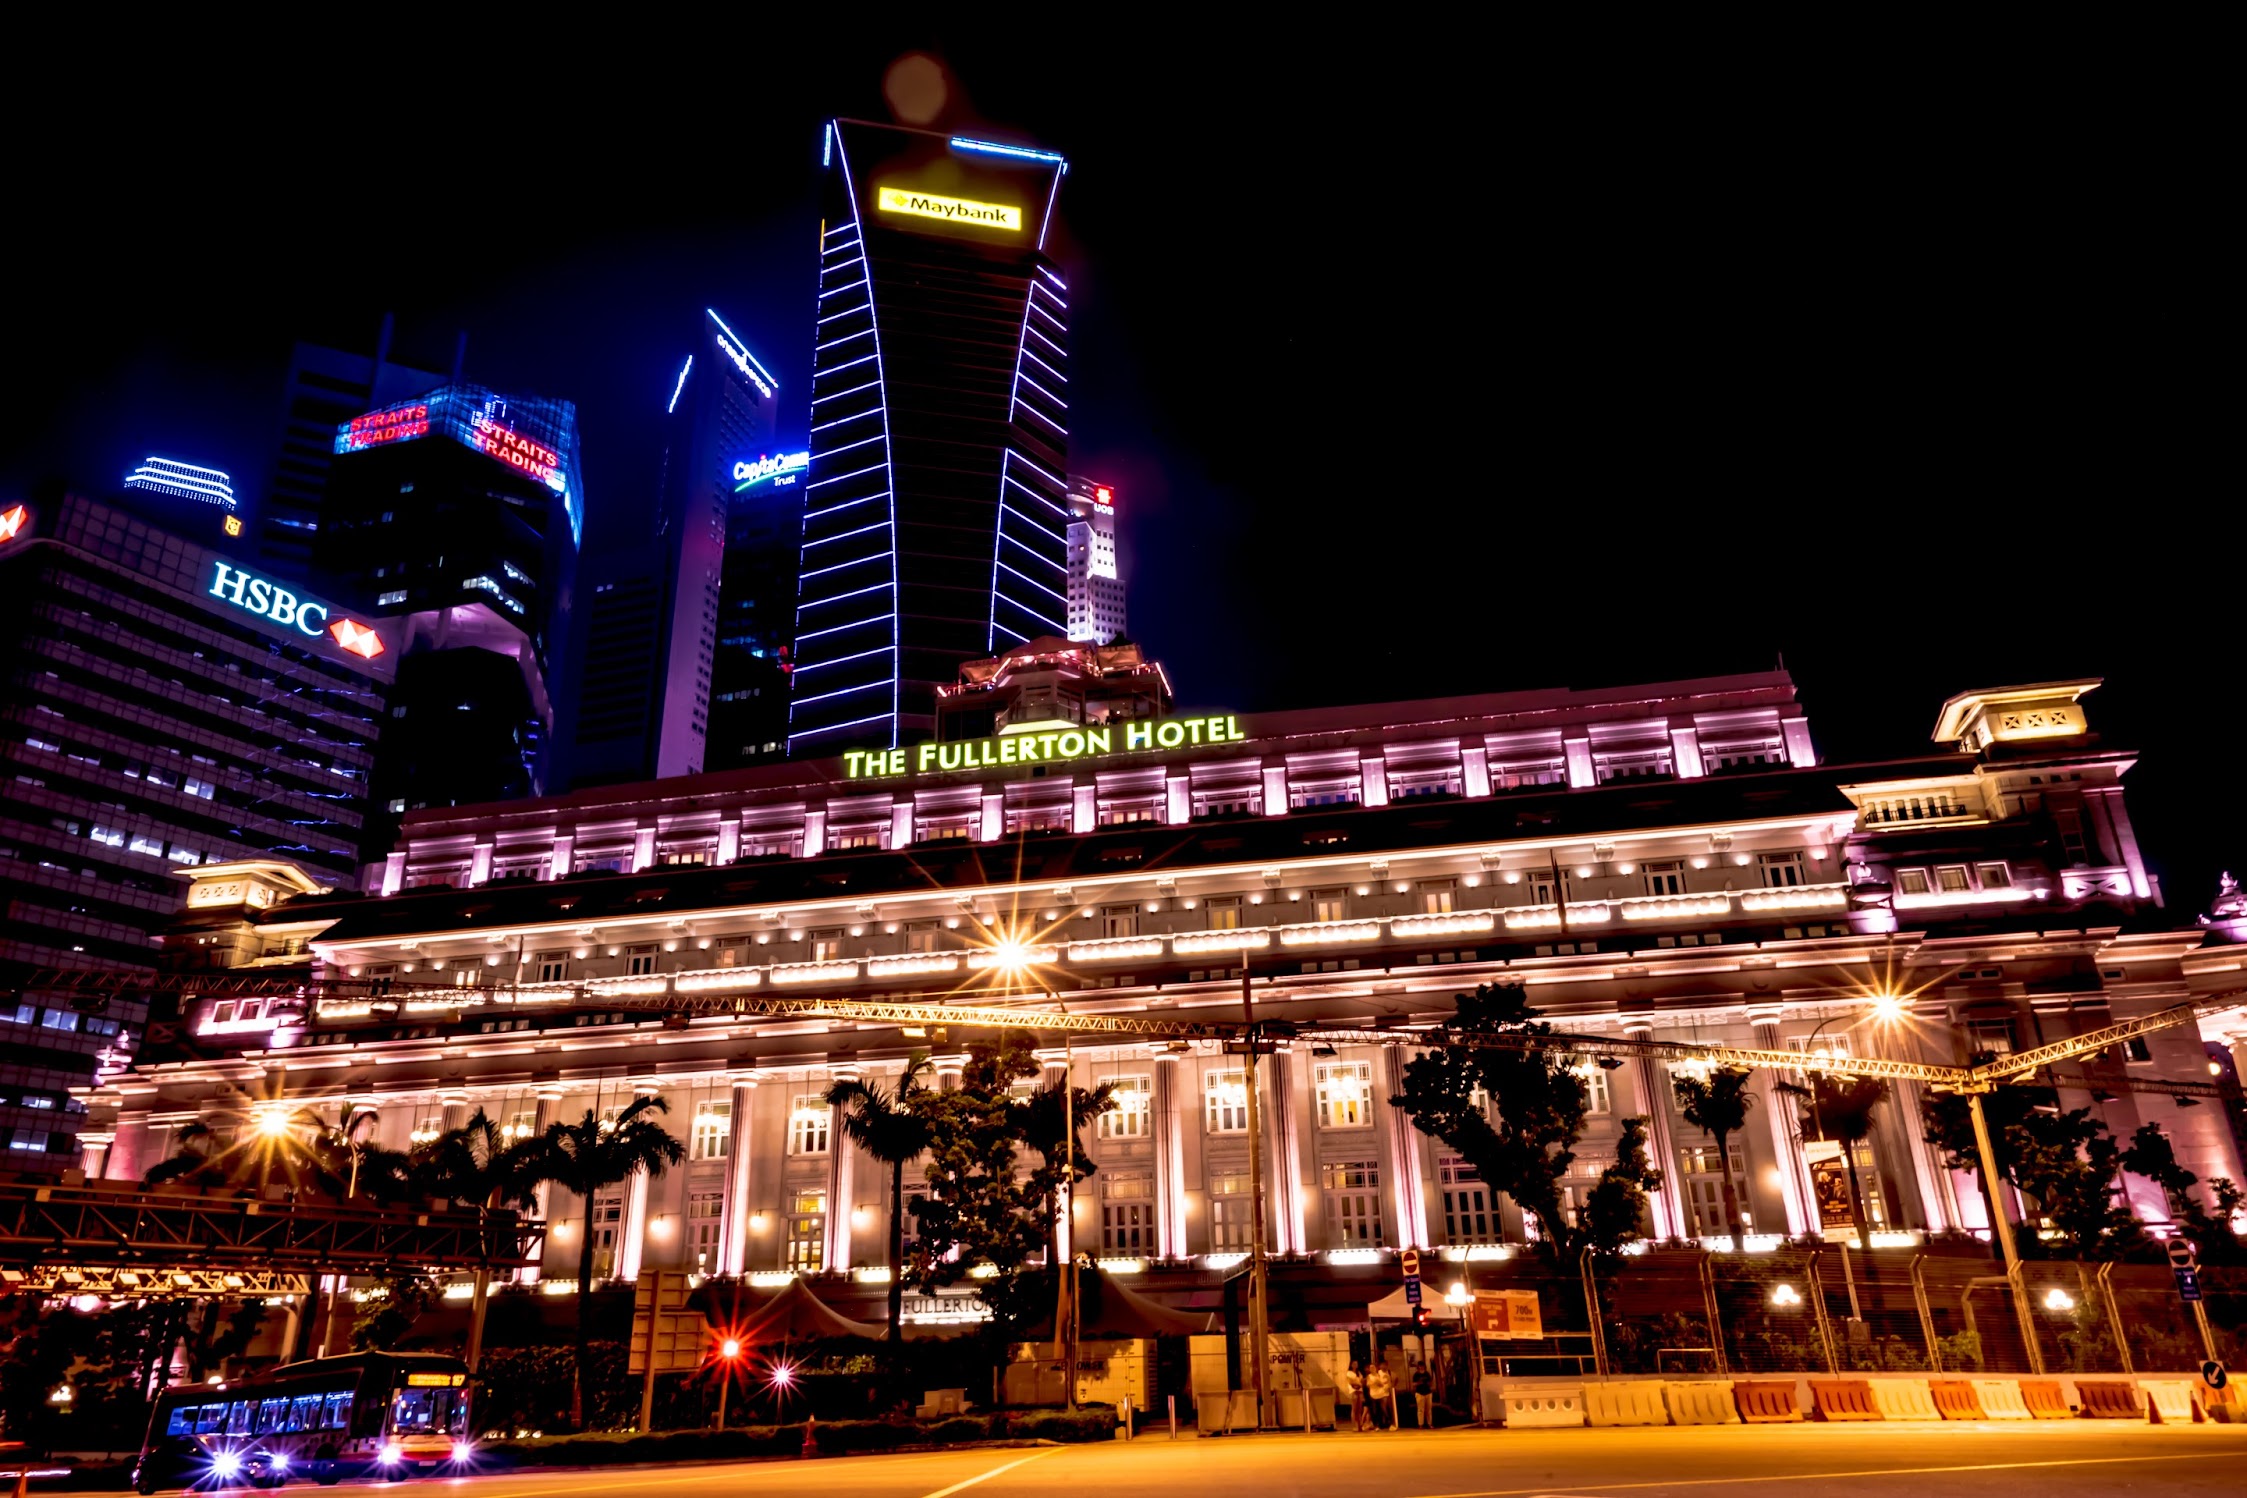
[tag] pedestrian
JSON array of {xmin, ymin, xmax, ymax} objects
[
  {"xmin": 1343, "ymin": 1360, "xmax": 1368, "ymax": 1431},
  {"xmin": 1412, "ymin": 1359, "xmax": 1433, "ymax": 1429},
  {"xmin": 1367, "ymin": 1363, "xmax": 1394, "ymax": 1430}
]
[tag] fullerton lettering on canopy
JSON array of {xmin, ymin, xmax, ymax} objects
[{"xmin": 844, "ymin": 714, "xmax": 1247, "ymax": 781}]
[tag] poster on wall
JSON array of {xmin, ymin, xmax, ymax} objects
[
  {"xmin": 1805, "ymin": 1139, "xmax": 1857, "ymax": 1233},
  {"xmin": 1468, "ymin": 1290, "xmax": 1543, "ymax": 1340}
]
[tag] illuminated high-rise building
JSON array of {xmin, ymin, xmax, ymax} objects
[
  {"xmin": 1064, "ymin": 476, "xmax": 1125, "ymax": 644},
  {"xmin": 788, "ymin": 121, "xmax": 1071, "ymax": 755},
  {"xmin": 314, "ymin": 381, "xmax": 582, "ymax": 854},
  {"xmin": 122, "ymin": 457, "xmax": 235, "ymax": 513},
  {"xmin": 572, "ymin": 310, "xmax": 782, "ymax": 786}
]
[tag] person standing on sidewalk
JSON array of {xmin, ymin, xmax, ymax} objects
[
  {"xmin": 1412, "ymin": 1360, "xmax": 1433, "ymax": 1429},
  {"xmin": 1342, "ymin": 1361, "xmax": 1368, "ymax": 1431},
  {"xmin": 1367, "ymin": 1363, "xmax": 1395, "ymax": 1430}
]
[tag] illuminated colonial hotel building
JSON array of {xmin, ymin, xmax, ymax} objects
[
  {"xmin": 789, "ymin": 122, "xmax": 1073, "ymax": 755},
  {"xmin": 79, "ymin": 671, "xmax": 2247, "ymax": 1300}
]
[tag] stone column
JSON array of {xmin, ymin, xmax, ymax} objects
[
  {"xmin": 524, "ymin": 1086, "xmax": 564, "ymax": 1285},
  {"xmin": 1153, "ymin": 1052, "xmax": 1188, "ymax": 1258},
  {"xmin": 1266, "ymin": 1049, "xmax": 1306, "ymax": 1253},
  {"xmin": 468, "ymin": 843, "xmax": 493, "ymax": 887},
  {"xmin": 1624, "ymin": 1017, "xmax": 1688, "ymax": 1239},
  {"xmin": 614, "ymin": 1081, "xmax": 661, "ymax": 1284},
  {"xmin": 825, "ymin": 1068, "xmax": 857, "ymax": 1273},
  {"xmin": 441, "ymin": 1090, "xmax": 470, "ymax": 1136},
  {"xmin": 1383, "ymin": 1047, "xmax": 1430, "ymax": 1248},
  {"xmin": 76, "ymin": 1132, "xmax": 114, "ymax": 1181},
  {"xmin": 715, "ymin": 820, "xmax": 740, "ymax": 865},
  {"xmin": 722, "ymin": 1073, "xmax": 758, "ymax": 1277},
  {"xmin": 1040, "ymin": 1051, "xmax": 1073, "ymax": 1259},
  {"xmin": 1750, "ymin": 1007, "xmax": 1811, "ymax": 1236}
]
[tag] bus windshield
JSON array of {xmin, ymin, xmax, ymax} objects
[{"xmin": 391, "ymin": 1385, "xmax": 467, "ymax": 1437}]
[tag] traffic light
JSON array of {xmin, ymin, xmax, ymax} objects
[{"xmin": 1412, "ymin": 1305, "xmax": 1430, "ymax": 1330}]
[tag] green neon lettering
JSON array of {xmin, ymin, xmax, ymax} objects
[
  {"xmin": 918, "ymin": 743, "xmax": 939, "ymax": 773},
  {"xmin": 1156, "ymin": 721, "xmax": 1185, "ymax": 748},
  {"xmin": 1001, "ymin": 736, "xmax": 1019, "ymax": 764},
  {"xmin": 844, "ymin": 751, "xmax": 865, "ymax": 778},
  {"xmin": 1038, "ymin": 732, "xmax": 1059, "ymax": 760},
  {"xmin": 1016, "ymin": 734, "xmax": 1039, "ymax": 763},
  {"xmin": 1059, "ymin": 730, "xmax": 1085, "ymax": 757},
  {"xmin": 940, "ymin": 743, "xmax": 964, "ymax": 771},
  {"xmin": 1186, "ymin": 718, "xmax": 1207, "ymax": 745},
  {"xmin": 1088, "ymin": 727, "xmax": 1113, "ymax": 754},
  {"xmin": 1127, "ymin": 723, "xmax": 1152, "ymax": 750}
]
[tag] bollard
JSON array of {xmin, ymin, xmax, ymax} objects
[
  {"xmin": 1121, "ymin": 1394, "xmax": 1134, "ymax": 1441},
  {"xmin": 802, "ymin": 1414, "xmax": 818, "ymax": 1458},
  {"xmin": 1169, "ymin": 1393, "xmax": 1178, "ymax": 1440}
]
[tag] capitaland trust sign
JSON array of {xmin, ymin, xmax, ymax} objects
[{"xmin": 845, "ymin": 714, "xmax": 1246, "ymax": 780}]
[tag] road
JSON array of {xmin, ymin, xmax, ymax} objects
[{"xmin": 278, "ymin": 1422, "xmax": 2247, "ymax": 1498}]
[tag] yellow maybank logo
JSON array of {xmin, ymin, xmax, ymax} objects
[{"xmin": 876, "ymin": 186, "xmax": 1022, "ymax": 231}]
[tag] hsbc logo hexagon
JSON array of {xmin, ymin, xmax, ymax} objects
[{"xmin": 329, "ymin": 618, "xmax": 386, "ymax": 660}]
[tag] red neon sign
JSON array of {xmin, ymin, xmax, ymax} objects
[
  {"xmin": 1094, "ymin": 486, "xmax": 1114, "ymax": 506},
  {"xmin": 0, "ymin": 503, "xmax": 26, "ymax": 544},
  {"xmin": 342, "ymin": 404, "xmax": 430, "ymax": 452},
  {"xmin": 329, "ymin": 617, "xmax": 386, "ymax": 660},
  {"xmin": 469, "ymin": 414, "xmax": 561, "ymax": 488}
]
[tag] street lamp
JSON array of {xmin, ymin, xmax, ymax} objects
[
  {"xmin": 1769, "ymin": 1283, "xmax": 1803, "ymax": 1308},
  {"xmin": 2041, "ymin": 1287, "xmax": 2077, "ymax": 1314},
  {"xmin": 1444, "ymin": 1281, "xmax": 1478, "ymax": 1423},
  {"xmin": 715, "ymin": 1338, "xmax": 743, "ymax": 1430}
]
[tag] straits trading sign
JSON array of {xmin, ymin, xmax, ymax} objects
[
  {"xmin": 844, "ymin": 714, "xmax": 1246, "ymax": 781},
  {"xmin": 875, "ymin": 186, "xmax": 1022, "ymax": 232}
]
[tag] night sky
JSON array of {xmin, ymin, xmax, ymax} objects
[{"xmin": 5, "ymin": 36, "xmax": 2232, "ymax": 912}]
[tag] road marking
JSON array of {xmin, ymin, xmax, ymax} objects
[
  {"xmin": 1408, "ymin": 1449, "xmax": 2218, "ymax": 1497},
  {"xmin": 919, "ymin": 1446, "xmax": 1062, "ymax": 1498}
]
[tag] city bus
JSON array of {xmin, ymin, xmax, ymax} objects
[{"xmin": 134, "ymin": 1351, "xmax": 472, "ymax": 1491}]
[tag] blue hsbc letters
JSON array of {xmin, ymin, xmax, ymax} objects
[{"xmin": 208, "ymin": 561, "xmax": 331, "ymax": 638}]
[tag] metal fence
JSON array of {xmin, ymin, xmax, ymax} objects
[{"xmin": 1444, "ymin": 1245, "xmax": 2243, "ymax": 1379}]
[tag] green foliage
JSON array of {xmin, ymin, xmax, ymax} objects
[
  {"xmin": 904, "ymin": 1032, "xmax": 1049, "ymax": 1335},
  {"xmin": 828, "ymin": 1056, "xmax": 934, "ymax": 1342},
  {"xmin": 1921, "ymin": 1081, "xmax": 2141, "ymax": 1259},
  {"xmin": 1936, "ymin": 1329, "xmax": 1984, "ymax": 1372},
  {"xmin": 1391, "ymin": 984, "xmax": 1663, "ymax": 1263},
  {"xmin": 1778, "ymin": 1073, "xmax": 1889, "ymax": 1249},
  {"xmin": 142, "ymin": 1105, "xmax": 418, "ymax": 1204},
  {"xmin": 353, "ymin": 1270, "xmax": 438, "ymax": 1351},
  {"xmin": 1672, "ymin": 1067, "xmax": 1757, "ymax": 1248},
  {"xmin": 2121, "ymin": 1123, "xmax": 2247, "ymax": 1267}
]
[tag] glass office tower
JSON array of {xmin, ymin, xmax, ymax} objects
[{"xmin": 788, "ymin": 121, "xmax": 1071, "ymax": 754}]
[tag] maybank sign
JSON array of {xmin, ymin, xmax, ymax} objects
[
  {"xmin": 845, "ymin": 715, "xmax": 1246, "ymax": 781},
  {"xmin": 876, "ymin": 186, "xmax": 1022, "ymax": 232}
]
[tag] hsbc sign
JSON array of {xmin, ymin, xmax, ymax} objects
[{"xmin": 206, "ymin": 561, "xmax": 385, "ymax": 660}]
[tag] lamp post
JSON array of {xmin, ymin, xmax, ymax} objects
[
  {"xmin": 716, "ymin": 1338, "xmax": 742, "ymax": 1430},
  {"xmin": 1444, "ymin": 1282, "xmax": 1478, "ymax": 1423},
  {"xmin": 1239, "ymin": 962, "xmax": 1272, "ymax": 1429}
]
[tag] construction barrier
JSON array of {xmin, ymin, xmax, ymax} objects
[
  {"xmin": 1664, "ymin": 1381, "xmax": 1741, "ymax": 1426},
  {"xmin": 1733, "ymin": 1381, "xmax": 1805, "ymax": 1423},
  {"xmin": 1584, "ymin": 1381, "xmax": 1670, "ymax": 1427},
  {"xmin": 1499, "ymin": 1385, "xmax": 1588, "ymax": 1429},
  {"xmin": 1865, "ymin": 1378, "xmax": 1941, "ymax": 1421},
  {"xmin": 2142, "ymin": 1379, "xmax": 2198, "ymax": 1425},
  {"xmin": 1809, "ymin": 1380, "xmax": 1883, "ymax": 1422},
  {"xmin": 1971, "ymin": 1379, "xmax": 2035, "ymax": 1420},
  {"xmin": 2074, "ymin": 1381, "xmax": 2144, "ymax": 1420},
  {"xmin": 2019, "ymin": 1380, "xmax": 2076, "ymax": 1419},
  {"xmin": 1927, "ymin": 1380, "xmax": 1987, "ymax": 1420}
]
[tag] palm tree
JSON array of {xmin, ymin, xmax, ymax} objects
[
  {"xmin": 1011, "ymin": 1077, "xmax": 1117, "ymax": 1265},
  {"xmin": 1779, "ymin": 1073, "xmax": 1889, "ymax": 1251},
  {"xmin": 533, "ymin": 1095, "xmax": 685, "ymax": 1430},
  {"xmin": 144, "ymin": 1106, "xmax": 413, "ymax": 1202},
  {"xmin": 825, "ymin": 1057, "xmax": 933, "ymax": 1343},
  {"xmin": 1671, "ymin": 1066, "xmax": 1757, "ymax": 1250},
  {"xmin": 417, "ymin": 1109, "xmax": 545, "ymax": 1371}
]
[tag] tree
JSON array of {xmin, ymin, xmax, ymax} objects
[
  {"xmin": 533, "ymin": 1096, "xmax": 685, "ymax": 1429},
  {"xmin": 1011, "ymin": 1073, "xmax": 1117, "ymax": 1265},
  {"xmin": 1920, "ymin": 1079, "xmax": 2140, "ymax": 1259},
  {"xmin": 1778, "ymin": 1073, "xmax": 1889, "ymax": 1251},
  {"xmin": 1391, "ymin": 983, "xmax": 1665, "ymax": 1263},
  {"xmin": 906, "ymin": 1033, "xmax": 1050, "ymax": 1335},
  {"xmin": 1671, "ymin": 1066, "xmax": 1757, "ymax": 1249},
  {"xmin": 826, "ymin": 1057, "xmax": 935, "ymax": 1343},
  {"xmin": 2122, "ymin": 1124, "xmax": 2246, "ymax": 1267},
  {"xmin": 143, "ymin": 1106, "xmax": 415, "ymax": 1204},
  {"xmin": 417, "ymin": 1108, "xmax": 546, "ymax": 1370}
]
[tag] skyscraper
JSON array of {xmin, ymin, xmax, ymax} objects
[
  {"xmin": 572, "ymin": 310, "xmax": 781, "ymax": 786},
  {"xmin": 788, "ymin": 121, "xmax": 1072, "ymax": 755},
  {"xmin": 314, "ymin": 381, "xmax": 582, "ymax": 854},
  {"xmin": 1064, "ymin": 475, "xmax": 1125, "ymax": 644},
  {"xmin": 707, "ymin": 438, "xmax": 802, "ymax": 773},
  {"xmin": 258, "ymin": 325, "xmax": 447, "ymax": 573},
  {"xmin": 122, "ymin": 457, "xmax": 235, "ymax": 513}
]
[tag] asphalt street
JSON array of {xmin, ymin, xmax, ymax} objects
[{"xmin": 267, "ymin": 1421, "xmax": 2247, "ymax": 1498}]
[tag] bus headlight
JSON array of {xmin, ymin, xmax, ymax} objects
[
  {"xmin": 213, "ymin": 1451, "xmax": 242, "ymax": 1479},
  {"xmin": 379, "ymin": 1442, "xmax": 403, "ymax": 1465},
  {"xmin": 452, "ymin": 1440, "xmax": 474, "ymax": 1462},
  {"xmin": 269, "ymin": 1451, "xmax": 290, "ymax": 1470}
]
